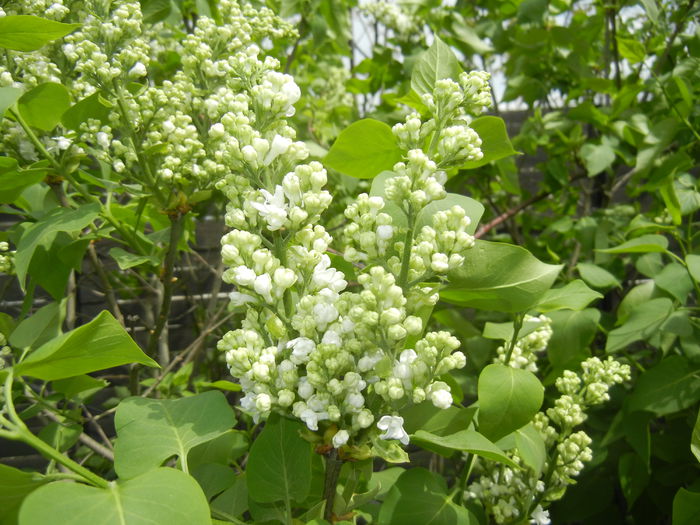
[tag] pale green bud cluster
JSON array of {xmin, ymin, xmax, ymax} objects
[
  {"xmin": 549, "ymin": 356, "xmax": 630, "ymax": 428},
  {"xmin": 0, "ymin": 241, "xmax": 14, "ymax": 274},
  {"xmin": 0, "ymin": 0, "xmax": 70, "ymax": 19},
  {"xmin": 554, "ymin": 431, "xmax": 593, "ymax": 482},
  {"xmin": 63, "ymin": 2, "xmax": 149, "ymax": 91},
  {"xmin": 495, "ymin": 315, "xmax": 553, "ymax": 372},
  {"xmin": 0, "ymin": 332, "xmax": 10, "ymax": 370}
]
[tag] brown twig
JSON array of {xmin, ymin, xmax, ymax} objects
[
  {"xmin": 87, "ymin": 243, "xmax": 125, "ymax": 326},
  {"xmin": 141, "ymin": 308, "xmax": 235, "ymax": 398},
  {"xmin": 475, "ymin": 174, "xmax": 587, "ymax": 239}
]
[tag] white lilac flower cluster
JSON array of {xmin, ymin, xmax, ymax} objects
[
  {"xmin": 0, "ymin": 242, "xmax": 14, "ymax": 274},
  {"xmin": 495, "ymin": 315, "xmax": 553, "ymax": 372},
  {"xmin": 358, "ymin": 0, "xmax": 419, "ymax": 39},
  {"xmin": 0, "ymin": 0, "xmax": 295, "ymax": 191},
  {"xmin": 342, "ymin": 77, "xmax": 490, "ymax": 288},
  {"xmin": 0, "ymin": 0, "xmax": 70, "ymax": 20},
  {"xmin": 216, "ymin": 40, "xmax": 490, "ymax": 451},
  {"xmin": 466, "ymin": 459, "xmax": 550, "ymax": 524},
  {"xmin": 466, "ymin": 356, "xmax": 630, "ymax": 524}
]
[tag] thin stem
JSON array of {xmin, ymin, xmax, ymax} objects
[
  {"xmin": 146, "ymin": 212, "xmax": 185, "ymax": 359},
  {"xmin": 10, "ymin": 108, "xmax": 61, "ymax": 171},
  {"xmin": 322, "ymin": 449, "xmax": 344, "ymax": 522},
  {"xmin": 15, "ymin": 426, "xmax": 110, "ymax": 488},
  {"xmin": 453, "ymin": 453, "xmax": 476, "ymax": 505},
  {"xmin": 2, "ymin": 371, "xmax": 109, "ymax": 488},
  {"xmin": 87, "ymin": 242, "xmax": 125, "ymax": 325},
  {"xmin": 273, "ymin": 233, "xmax": 294, "ymax": 320},
  {"xmin": 398, "ymin": 204, "xmax": 415, "ymax": 289},
  {"xmin": 503, "ymin": 313, "xmax": 524, "ymax": 366},
  {"xmin": 475, "ymin": 175, "xmax": 585, "ymax": 239},
  {"xmin": 42, "ymin": 410, "xmax": 114, "ymax": 462}
]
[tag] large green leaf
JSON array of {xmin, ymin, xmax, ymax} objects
[
  {"xmin": 415, "ymin": 192, "xmax": 484, "ymax": 235},
  {"xmin": 597, "ymin": 234, "xmax": 669, "ymax": 254},
  {"xmin": 411, "ymin": 36, "xmax": 463, "ymax": 96},
  {"xmin": 324, "ymin": 119, "xmax": 402, "ymax": 179},
  {"xmin": 451, "ymin": 16, "xmax": 493, "ymax": 55},
  {"xmin": 515, "ymin": 424, "xmax": 546, "ymax": 476},
  {"xmin": 580, "ymin": 142, "xmax": 615, "ymax": 176},
  {"xmin": 8, "ymin": 300, "xmax": 63, "ymax": 350},
  {"xmin": 378, "ymin": 468, "xmax": 476, "ymax": 525},
  {"xmin": 618, "ymin": 452, "xmax": 649, "ymax": 509},
  {"xmin": 461, "ymin": 117, "xmax": 518, "ymax": 170},
  {"xmin": 0, "ymin": 164, "xmax": 46, "ymax": 203},
  {"xmin": 246, "ymin": 413, "xmax": 312, "ymax": 504},
  {"xmin": 606, "ymin": 297, "xmax": 674, "ymax": 353},
  {"xmin": 211, "ymin": 475, "xmax": 249, "ymax": 521},
  {"xmin": 442, "ymin": 240, "xmax": 562, "ymax": 312},
  {"xmin": 654, "ymin": 263, "xmax": 693, "ymax": 303},
  {"xmin": 14, "ymin": 203, "xmax": 100, "ymax": 289},
  {"xmin": 140, "ymin": 0, "xmax": 173, "ymax": 24},
  {"xmin": 18, "ymin": 468, "xmax": 210, "ymax": 525},
  {"xmin": 191, "ymin": 462, "xmax": 236, "ymax": 500},
  {"xmin": 14, "ymin": 311, "xmax": 157, "ymax": 380},
  {"xmin": 113, "ymin": 390, "xmax": 236, "ymax": 479},
  {"xmin": 577, "ymin": 262, "xmax": 620, "ymax": 289},
  {"xmin": 547, "ymin": 308, "xmax": 599, "ymax": 370},
  {"xmin": 412, "ymin": 429, "xmax": 518, "ymax": 468},
  {"xmin": 18, "ymin": 82, "xmax": 71, "ymax": 131},
  {"xmin": 535, "ymin": 279, "xmax": 602, "ymax": 312},
  {"xmin": 61, "ymin": 91, "xmax": 111, "ymax": 131},
  {"xmin": 673, "ymin": 488, "xmax": 700, "ymax": 525},
  {"xmin": 0, "ymin": 464, "xmax": 49, "ymax": 524},
  {"xmin": 0, "ymin": 15, "xmax": 80, "ymax": 52},
  {"xmin": 401, "ymin": 402, "xmax": 475, "ymax": 436},
  {"xmin": 477, "ymin": 364, "xmax": 544, "ymax": 441},
  {"xmin": 483, "ymin": 317, "xmax": 544, "ymax": 342},
  {"xmin": 628, "ymin": 355, "xmax": 700, "ymax": 416},
  {"xmin": 109, "ymin": 247, "xmax": 159, "ymax": 270}
]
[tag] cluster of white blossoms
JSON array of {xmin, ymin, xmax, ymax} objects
[
  {"xmin": 0, "ymin": 242, "xmax": 14, "ymax": 274},
  {"xmin": 215, "ymin": 20, "xmax": 491, "ymax": 451},
  {"xmin": 466, "ymin": 356, "xmax": 630, "ymax": 523},
  {"xmin": 495, "ymin": 315, "xmax": 553, "ymax": 372},
  {"xmin": 358, "ymin": 0, "xmax": 419, "ymax": 39},
  {"xmin": 0, "ymin": 0, "xmax": 296, "ymax": 194}
]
